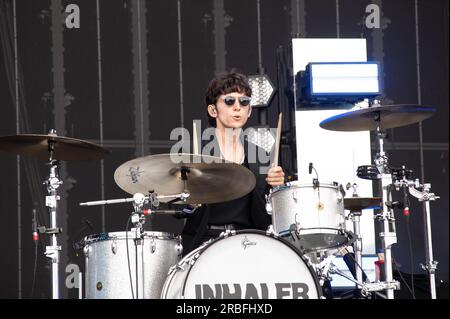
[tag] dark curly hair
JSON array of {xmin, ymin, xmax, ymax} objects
[{"xmin": 205, "ymin": 70, "xmax": 252, "ymax": 127}]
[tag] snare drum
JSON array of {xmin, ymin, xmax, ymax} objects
[
  {"xmin": 268, "ymin": 181, "xmax": 348, "ymax": 252},
  {"xmin": 161, "ymin": 230, "xmax": 321, "ymax": 299},
  {"xmin": 84, "ymin": 231, "xmax": 182, "ymax": 299}
]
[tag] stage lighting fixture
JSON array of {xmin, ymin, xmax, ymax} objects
[
  {"xmin": 297, "ymin": 61, "xmax": 381, "ymax": 106},
  {"xmin": 248, "ymin": 73, "xmax": 276, "ymax": 108}
]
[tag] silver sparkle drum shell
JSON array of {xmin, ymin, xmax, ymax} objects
[
  {"xmin": 161, "ymin": 230, "xmax": 321, "ymax": 299},
  {"xmin": 84, "ymin": 231, "xmax": 182, "ymax": 299},
  {"xmin": 269, "ymin": 181, "xmax": 347, "ymax": 252}
]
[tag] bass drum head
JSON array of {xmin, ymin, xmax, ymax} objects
[{"xmin": 175, "ymin": 230, "xmax": 321, "ymax": 299}]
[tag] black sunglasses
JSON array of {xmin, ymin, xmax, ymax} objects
[{"xmin": 220, "ymin": 95, "xmax": 251, "ymax": 107}]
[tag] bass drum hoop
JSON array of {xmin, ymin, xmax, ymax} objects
[{"xmin": 161, "ymin": 242, "xmax": 207, "ymax": 299}]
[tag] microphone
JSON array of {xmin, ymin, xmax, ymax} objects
[
  {"xmin": 308, "ymin": 163, "xmax": 319, "ymax": 188},
  {"xmin": 182, "ymin": 205, "xmax": 197, "ymax": 215},
  {"xmin": 32, "ymin": 208, "xmax": 39, "ymax": 242},
  {"xmin": 340, "ymin": 248, "xmax": 368, "ymax": 283}
]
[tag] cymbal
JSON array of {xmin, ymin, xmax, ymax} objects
[
  {"xmin": 344, "ymin": 197, "xmax": 382, "ymax": 211},
  {"xmin": 0, "ymin": 134, "xmax": 111, "ymax": 160},
  {"xmin": 319, "ymin": 104, "xmax": 436, "ymax": 132},
  {"xmin": 114, "ymin": 153, "xmax": 256, "ymax": 204}
]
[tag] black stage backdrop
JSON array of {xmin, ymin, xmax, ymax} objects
[{"xmin": 0, "ymin": 0, "xmax": 448, "ymax": 299}]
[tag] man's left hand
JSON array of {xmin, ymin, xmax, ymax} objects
[{"xmin": 266, "ymin": 165, "xmax": 285, "ymax": 187}]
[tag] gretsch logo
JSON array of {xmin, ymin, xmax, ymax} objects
[{"xmin": 241, "ymin": 236, "xmax": 256, "ymax": 250}]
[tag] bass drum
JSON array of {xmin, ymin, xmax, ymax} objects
[
  {"xmin": 161, "ymin": 230, "xmax": 321, "ymax": 299},
  {"xmin": 84, "ymin": 231, "xmax": 182, "ymax": 299}
]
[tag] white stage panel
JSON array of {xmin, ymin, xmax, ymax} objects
[{"xmin": 293, "ymin": 38, "xmax": 375, "ymax": 254}]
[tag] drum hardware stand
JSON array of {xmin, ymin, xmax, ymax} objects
[
  {"xmin": 344, "ymin": 183, "xmax": 366, "ymax": 293},
  {"xmin": 128, "ymin": 193, "xmax": 148, "ymax": 299},
  {"xmin": 357, "ymin": 125, "xmax": 400, "ymax": 299},
  {"xmin": 346, "ymin": 211, "xmax": 364, "ymax": 288},
  {"xmin": 328, "ymin": 263, "xmax": 399, "ymax": 299},
  {"xmin": 374, "ymin": 126, "xmax": 401, "ymax": 299},
  {"xmin": 314, "ymin": 254, "xmax": 336, "ymax": 286},
  {"xmin": 130, "ymin": 192, "xmax": 148, "ymax": 230},
  {"xmin": 39, "ymin": 130, "xmax": 64, "ymax": 299},
  {"xmin": 393, "ymin": 177, "xmax": 440, "ymax": 299}
]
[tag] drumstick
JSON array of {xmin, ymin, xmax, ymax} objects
[
  {"xmin": 193, "ymin": 120, "xmax": 199, "ymax": 155},
  {"xmin": 273, "ymin": 113, "xmax": 282, "ymax": 167}
]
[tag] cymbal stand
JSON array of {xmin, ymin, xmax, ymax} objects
[
  {"xmin": 348, "ymin": 209, "xmax": 364, "ymax": 288},
  {"xmin": 344, "ymin": 183, "xmax": 365, "ymax": 290},
  {"xmin": 374, "ymin": 125, "xmax": 400, "ymax": 299},
  {"xmin": 129, "ymin": 193, "xmax": 147, "ymax": 299},
  {"xmin": 127, "ymin": 191, "xmax": 190, "ymax": 299},
  {"xmin": 395, "ymin": 178, "xmax": 439, "ymax": 299},
  {"xmin": 43, "ymin": 137, "xmax": 63, "ymax": 299}
]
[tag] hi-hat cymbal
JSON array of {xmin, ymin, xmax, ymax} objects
[
  {"xmin": 344, "ymin": 197, "xmax": 382, "ymax": 211},
  {"xmin": 0, "ymin": 134, "xmax": 111, "ymax": 160},
  {"xmin": 319, "ymin": 104, "xmax": 436, "ymax": 132},
  {"xmin": 114, "ymin": 153, "xmax": 256, "ymax": 205}
]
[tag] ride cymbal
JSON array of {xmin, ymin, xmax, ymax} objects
[{"xmin": 320, "ymin": 104, "xmax": 436, "ymax": 132}]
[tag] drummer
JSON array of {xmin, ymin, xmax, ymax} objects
[{"xmin": 180, "ymin": 70, "xmax": 285, "ymax": 255}]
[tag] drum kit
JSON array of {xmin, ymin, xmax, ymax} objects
[{"xmin": 0, "ymin": 103, "xmax": 440, "ymax": 299}]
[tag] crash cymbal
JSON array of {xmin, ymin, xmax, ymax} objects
[
  {"xmin": 0, "ymin": 133, "xmax": 111, "ymax": 160},
  {"xmin": 319, "ymin": 104, "xmax": 436, "ymax": 132},
  {"xmin": 344, "ymin": 197, "xmax": 382, "ymax": 211},
  {"xmin": 114, "ymin": 153, "xmax": 256, "ymax": 204}
]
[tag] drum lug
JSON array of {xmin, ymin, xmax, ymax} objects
[
  {"xmin": 167, "ymin": 263, "xmax": 180, "ymax": 275},
  {"xmin": 221, "ymin": 229, "xmax": 235, "ymax": 238},
  {"xmin": 150, "ymin": 238, "xmax": 156, "ymax": 254},
  {"xmin": 336, "ymin": 189, "xmax": 344, "ymax": 202},
  {"xmin": 188, "ymin": 252, "xmax": 201, "ymax": 266},
  {"xmin": 83, "ymin": 245, "xmax": 90, "ymax": 258},
  {"xmin": 292, "ymin": 189, "xmax": 298, "ymax": 202},
  {"xmin": 294, "ymin": 213, "xmax": 300, "ymax": 227},
  {"xmin": 175, "ymin": 243, "xmax": 183, "ymax": 256},
  {"xmin": 265, "ymin": 195, "xmax": 272, "ymax": 215},
  {"xmin": 111, "ymin": 238, "xmax": 118, "ymax": 255},
  {"xmin": 266, "ymin": 224, "xmax": 275, "ymax": 236}
]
